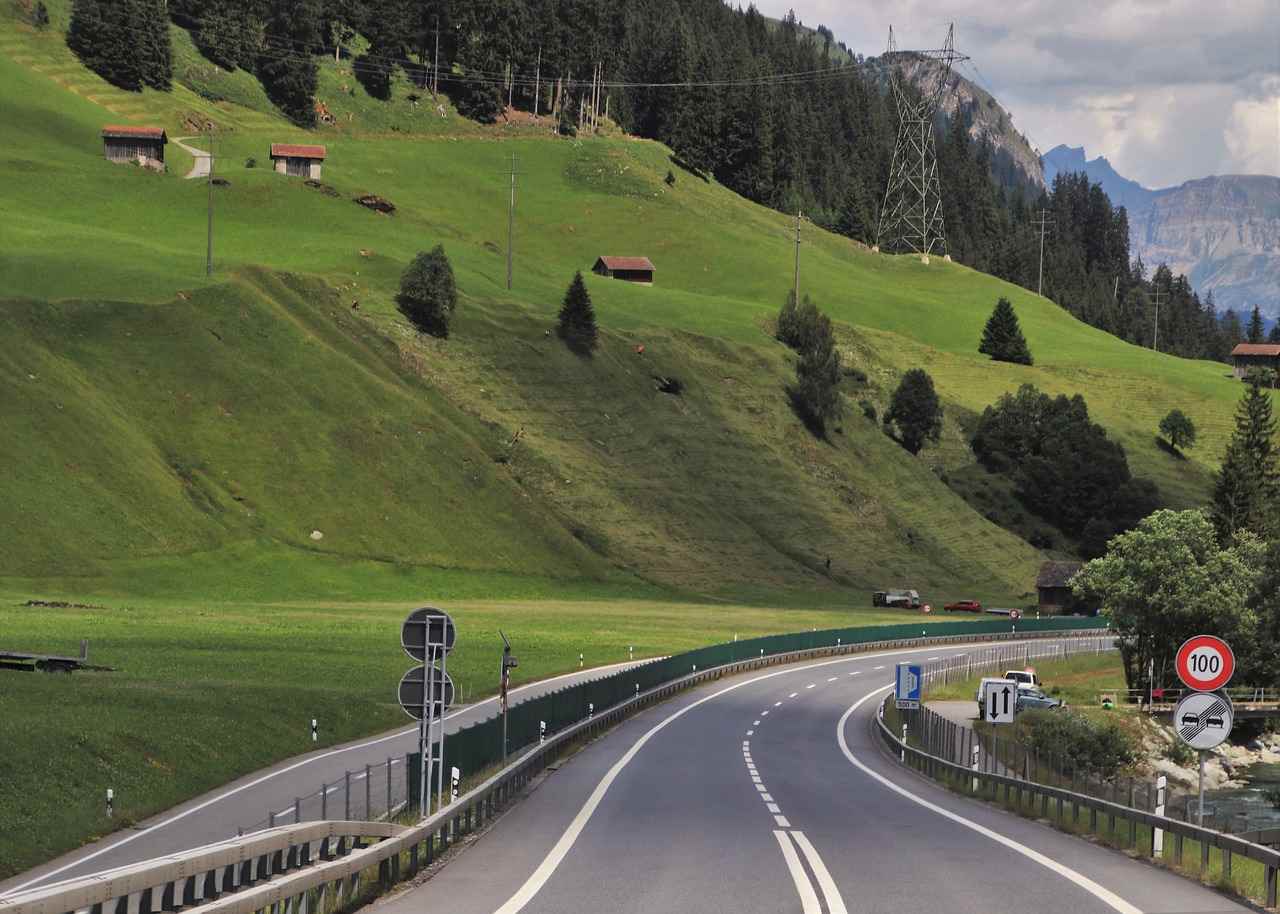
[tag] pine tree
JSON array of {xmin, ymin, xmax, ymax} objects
[
  {"xmin": 978, "ymin": 297, "xmax": 1033, "ymax": 365},
  {"xmin": 137, "ymin": 0, "xmax": 172, "ymax": 90},
  {"xmin": 557, "ymin": 272, "xmax": 598, "ymax": 356},
  {"xmin": 259, "ymin": 0, "xmax": 321, "ymax": 126},
  {"xmin": 1248, "ymin": 306, "xmax": 1266, "ymax": 343},
  {"xmin": 1212, "ymin": 379, "xmax": 1279, "ymax": 542},
  {"xmin": 787, "ymin": 306, "xmax": 843, "ymax": 436},
  {"xmin": 1268, "ymin": 323, "xmax": 1280, "ymax": 344}
]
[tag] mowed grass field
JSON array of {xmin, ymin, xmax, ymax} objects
[{"xmin": 0, "ymin": 7, "xmax": 1255, "ymax": 875}]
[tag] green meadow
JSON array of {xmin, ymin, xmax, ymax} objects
[{"xmin": 0, "ymin": 6, "xmax": 1253, "ymax": 874}]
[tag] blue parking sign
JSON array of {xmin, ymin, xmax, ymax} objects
[{"xmin": 895, "ymin": 663, "xmax": 922, "ymax": 709}]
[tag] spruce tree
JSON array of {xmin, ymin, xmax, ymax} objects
[
  {"xmin": 1248, "ymin": 306, "xmax": 1266, "ymax": 343},
  {"xmin": 557, "ymin": 272, "xmax": 598, "ymax": 356},
  {"xmin": 978, "ymin": 297, "xmax": 1033, "ymax": 365},
  {"xmin": 788, "ymin": 308, "xmax": 843, "ymax": 436},
  {"xmin": 137, "ymin": 0, "xmax": 173, "ymax": 91},
  {"xmin": 1212, "ymin": 380, "xmax": 1279, "ymax": 542},
  {"xmin": 1268, "ymin": 323, "xmax": 1280, "ymax": 344},
  {"xmin": 259, "ymin": 0, "xmax": 321, "ymax": 126}
]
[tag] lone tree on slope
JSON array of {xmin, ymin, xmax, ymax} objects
[
  {"xmin": 978, "ymin": 297, "xmax": 1033, "ymax": 365},
  {"xmin": 1159, "ymin": 409, "xmax": 1197, "ymax": 453},
  {"xmin": 558, "ymin": 272, "xmax": 599, "ymax": 355},
  {"xmin": 397, "ymin": 245, "xmax": 457, "ymax": 337},
  {"xmin": 884, "ymin": 369, "xmax": 943, "ymax": 455},
  {"xmin": 788, "ymin": 306, "xmax": 843, "ymax": 436}
]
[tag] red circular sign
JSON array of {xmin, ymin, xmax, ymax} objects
[
  {"xmin": 1009, "ymin": 608, "xmax": 1022, "ymax": 622},
  {"xmin": 1176, "ymin": 635, "xmax": 1234, "ymax": 692}
]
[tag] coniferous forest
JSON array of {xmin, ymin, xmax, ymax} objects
[{"xmin": 67, "ymin": 0, "xmax": 1251, "ymax": 361}]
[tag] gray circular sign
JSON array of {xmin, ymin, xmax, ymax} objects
[
  {"xmin": 402, "ymin": 607, "xmax": 456, "ymax": 661},
  {"xmin": 398, "ymin": 665, "xmax": 455, "ymax": 721},
  {"xmin": 1175, "ymin": 691, "xmax": 1234, "ymax": 750}
]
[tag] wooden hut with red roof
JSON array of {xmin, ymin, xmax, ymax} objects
[
  {"xmin": 1230, "ymin": 343, "xmax": 1280, "ymax": 379},
  {"xmin": 592, "ymin": 256, "xmax": 655, "ymax": 285},
  {"xmin": 270, "ymin": 144, "xmax": 327, "ymax": 179},
  {"xmin": 101, "ymin": 126, "xmax": 167, "ymax": 168}
]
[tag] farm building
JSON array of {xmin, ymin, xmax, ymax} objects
[
  {"xmin": 270, "ymin": 144, "xmax": 327, "ymax": 179},
  {"xmin": 1036, "ymin": 561, "xmax": 1082, "ymax": 614},
  {"xmin": 592, "ymin": 256, "xmax": 656, "ymax": 284},
  {"xmin": 101, "ymin": 126, "xmax": 167, "ymax": 168},
  {"xmin": 1230, "ymin": 343, "xmax": 1280, "ymax": 379}
]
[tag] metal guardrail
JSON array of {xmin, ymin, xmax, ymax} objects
[
  {"xmin": 2, "ymin": 626, "xmax": 1104, "ymax": 914},
  {"xmin": 876, "ymin": 697, "xmax": 1280, "ymax": 908}
]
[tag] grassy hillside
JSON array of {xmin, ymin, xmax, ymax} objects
[{"xmin": 0, "ymin": 7, "xmax": 1253, "ymax": 875}]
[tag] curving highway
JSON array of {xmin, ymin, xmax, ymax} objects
[
  {"xmin": 372, "ymin": 640, "xmax": 1248, "ymax": 914},
  {"xmin": 0, "ymin": 659, "xmax": 653, "ymax": 897}
]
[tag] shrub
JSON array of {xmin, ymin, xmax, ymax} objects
[
  {"xmin": 244, "ymin": 157, "xmax": 257, "ymax": 169},
  {"xmin": 860, "ymin": 400, "xmax": 877, "ymax": 422},
  {"xmin": 789, "ymin": 312, "xmax": 843, "ymax": 436},
  {"xmin": 557, "ymin": 272, "xmax": 598, "ymax": 355},
  {"xmin": 396, "ymin": 245, "xmax": 457, "ymax": 337},
  {"xmin": 884, "ymin": 369, "xmax": 942, "ymax": 455},
  {"xmin": 1164, "ymin": 739, "xmax": 1194, "ymax": 767},
  {"xmin": 1015, "ymin": 709, "xmax": 1137, "ymax": 776},
  {"xmin": 33, "ymin": 1, "xmax": 50, "ymax": 28},
  {"xmin": 665, "ymin": 170, "xmax": 676, "ymax": 186}
]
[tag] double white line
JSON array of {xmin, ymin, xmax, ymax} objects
[{"xmin": 773, "ymin": 830, "xmax": 848, "ymax": 914}]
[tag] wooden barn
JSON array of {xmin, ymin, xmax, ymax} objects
[
  {"xmin": 270, "ymin": 144, "xmax": 327, "ymax": 179},
  {"xmin": 593, "ymin": 256, "xmax": 656, "ymax": 285},
  {"xmin": 1230, "ymin": 343, "xmax": 1280, "ymax": 379},
  {"xmin": 101, "ymin": 126, "xmax": 167, "ymax": 168},
  {"xmin": 1036, "ymin": 561, "xmax": 1082, "ymax": 615}
]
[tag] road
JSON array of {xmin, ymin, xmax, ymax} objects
[
  {"xmin": 372, "ymin": 640, "xmax": 1248, "ymax": 914},
  {"xmin": 0, "ymin": 659, "xmax": 652, "ymax": 896},
  {"xmin": 171, "ymin": 137, "xmax": 211, "ymax": 179}
]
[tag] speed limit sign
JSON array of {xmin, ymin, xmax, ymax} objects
[{"xmin": 1175, "ymin": 635, "xmax": 1234, "ymax": 692}]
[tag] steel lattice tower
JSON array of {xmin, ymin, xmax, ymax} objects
[{"xmin": 875, "ymin": 25, "xmax": 969, "ymax": 259}]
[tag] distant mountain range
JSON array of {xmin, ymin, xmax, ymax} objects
[{"xmin": 1043, "ymin": 145, "xmax": 1280, "ymax": 317}]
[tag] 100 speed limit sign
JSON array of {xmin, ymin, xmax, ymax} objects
[{"xmin": 1175, "ymin": 635, "xmax": 1235, "ymax": 692}]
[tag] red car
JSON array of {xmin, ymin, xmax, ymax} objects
[{"xmin": 944, "ymin": 599, "xmax": 983, "ymax": 613}]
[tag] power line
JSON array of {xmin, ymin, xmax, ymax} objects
[
  {"xmin": 1152, "ymin": 286, "xmax": 1167, "ymax": 352},
  {"xmin": 503, "ymin": 153, "xmax": 522, "ymax": 291},
  {"xmin": 1031, "ymin": 208, "xmax": 1054, "ymax": 297}
]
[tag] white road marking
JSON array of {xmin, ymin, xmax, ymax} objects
[
  {"xmin": 753, "ymin": 720, "xmax": 761, "ymax": 726},
  {"xmin": 761, "ymin": 793, "xmax": 774, "ymax": 802},
  {"xmin": 766, "ymin": 803, "xmax": 782, "ymax": 813},
  {"xmin": 484, "ymin": 638, "xmax": 1072, "ymax": 914},
  {"xmin": 835, "ymin": 687, "xmax": 1143, "ymax": 914},
  {"xmin": 773, "ymin": 831, "xmax": 820, "ymax": 914},
  {"xmin": 4, "ymin": 657, "xmax": 649, "ymax": 895},
  {"xmin": 755, "ymin": 785, "xmax": 768, "ymax": 793},
  {"xmin": 873, "ymin": 665, "xmax": 886, "ymax": 670},
  {"xmin": 827, "ymin": 677, "xmax": 838, "ymax": 682},
  {"xmin": 789, "ymin": 692, "xmax": 798, "ymax": 698},
  {"xmin": 761, "ymin": 710, "xmax": 770, "ymax": 716},
  {"xmin": 752, "ymin": 775, "xmax": 763, "ymax": 784},
  {"xmin": 806, "ymin": 683, "xmax": 816, "ymax": 689},
  {"xmin": 792, "ymin": 831, "xmax": 849, "ymax": 914},
  {"xmin": 850, "ymin": 671, "xmax": 860, "ymax": 676},
  {"xmin": 928, "ymin": 656, "xmax": 940, "ymax": 661},
  {"xmin": 747, "ymin": 729, "xmax": 755, "ymax": 736},
  {"xmin": 774, "ymin": 701, "xmax": 783, "ymax": 707}
]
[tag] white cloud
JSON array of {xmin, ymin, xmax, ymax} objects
[{"xmin": 750, "ymin": 0, "xmax": 1279, "ymax": 187}]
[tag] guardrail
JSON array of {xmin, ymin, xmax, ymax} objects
[
  {"xmin": 876, "ymin": 697, "xmax": 1280, "ymax": 908},
  {"xmin": 2, "ymin": 624, "xmax": 1105, "ymax": 914}
]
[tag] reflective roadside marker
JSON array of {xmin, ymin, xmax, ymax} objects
[
  {"xmin": 106, "ymin": 788, "xmax": 114, "ymax": 818},
  {"xmin": 588, "ymin": 702, "xmax": 594, "ymax": 719},
  {"xmin": 579, "ymin": 653, "xmax": 583, "ymax": 668},
  {"xmin": 450, "ymin": 766, "xmax": 460, "ymax": 802},
  {"xmin": 539, "ymin": 720, "xmax": 546, "ymax": 744},
  {"xmin": 629, "ymin": 645, "xmax": 634, "ymax": 661},
  {"xmin": 311, "ymin": 719, "xmax": 318, "ymax": 742}
]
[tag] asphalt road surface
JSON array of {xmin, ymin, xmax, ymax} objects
[
  {"xmin": 372, "ymin": 640, "xmax": 1249, "ymax": 914},
  {"xmin": 0, "ymin": 659, "xmax": 652, "ymax": 896}
]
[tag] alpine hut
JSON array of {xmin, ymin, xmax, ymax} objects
[
  {"xmin": 1230, "ymin": 343, "xmax": 1280, "ymax": 379},
  {"xmin": 270, "ymin": 144, "xmax": 327, "ymax": 179},
  {"xmin": 1036, "ymin": 561, "xmax": 1083, "ymax": 615},
  {"xmin": 101, "ymin": 126, "xmax": 167, "ymax": 169},
  {"xmin": 592, "ymin": 256, "xmax": 656, "ymax": 285}
]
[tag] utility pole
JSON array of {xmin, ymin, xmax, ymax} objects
[
  {"xmin": 533, "ymin": 47, "xmax": 542, "ymax": 117},
  {"xmin": 432, "ymin": 17, "xmax": 439, "ymax": 96},
  {"xmin": 506, "ymin": 59, "xmax": 514, "ymax": 112},
  {"xmin": 1032, "ymin": 208, "xmax": 1054, "ymax": 297},
  {"xmin": 499, "ymin": 631, "xmax": 517, "ymax": 763},
  {"xmin": 1153, "ymin": 286, "xmax": 1167, "ymax": 351},
  {"xmin": 505, "ymin": 153, "xmax": 521, "ymax": 291},
  {"xmin": 205, "ymin": 128, "xmax": 215, "ymax": 277},
  {"xmin": 793, "ymin": 210, "xmax": 803, "ymax": 305}
]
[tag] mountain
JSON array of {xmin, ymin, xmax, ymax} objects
[
  {"xmin": 1042, "ymin": 145, "xmax": 1154, "ymax": 212},
  {"xmin": 1043, "ymin": 145, "xmax": 1280, "ymax": 316},
  {"xmin": 884, "ymin": 55, "xmax": 1046, "ymax": 191}
]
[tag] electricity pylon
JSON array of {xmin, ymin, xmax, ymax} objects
[{"xmin": 875, "ymin": 25, "xmax": 968, "ymax": 259}]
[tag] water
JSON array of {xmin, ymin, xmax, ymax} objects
[{"xmin": 1202, "ymin": 761, "xmax": 1280, "ymax": 833}]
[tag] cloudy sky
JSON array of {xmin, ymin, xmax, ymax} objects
[{"xmin": 752, "ymin": 0, "xmax": 1280, "ymax": 189}]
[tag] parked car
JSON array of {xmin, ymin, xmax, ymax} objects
[
  {"xmin": 944, "ymin": 599, "xmax": 983, "ymax": 613},
  {"xmin": 1016, "ymin": 688, "xmax": 1063, "ymax": 712}
]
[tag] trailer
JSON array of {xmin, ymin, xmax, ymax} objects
[{"xmin": 0, "ymin": 639, "xmax": 110, "ymax": 672}]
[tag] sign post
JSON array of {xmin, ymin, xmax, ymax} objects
[
  {"xmin": 982, "ymin": 678, "xmax": 1017, "ymax": 724},
  {"xmin": 499, "ymin": 630, "xmax": 518, "ymax": 763},
  {"xmin": 400, "ymin": 607, "xmax": 457, "ymax": 818},
  {"xmin": 1172, "ymin": 636, "xmax": 1236, "ymax": 828},
  {"xmin": 895, "ymin": 663, "xmax": 922, "ymax": 710}
]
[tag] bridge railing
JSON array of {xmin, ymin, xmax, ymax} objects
[
  {"xmin": 3, "ymin": 624, "xmax": 1106, "ymax": 914},
  {"xmin": 877, "ymin": 696, "xmax": 1280, "ymax": 909}
]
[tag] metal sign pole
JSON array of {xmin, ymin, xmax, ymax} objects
[
  {"xmin": 420, "ymin": 639, "xmax": 435, "ymax": 818},
  {"xmin": 1197, "ymin": 750, "xmax": 1205, "ymax": 826},
  {"xmin": 436, "ymin": 644, "xmax": 448, "ymax": 810}
]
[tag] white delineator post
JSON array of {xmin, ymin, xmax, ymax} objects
[
  {"xmin": 901, "ymin": 722, "xmax": 908, "ymax": 763},
  {"xmin": 311, "ymin": 718, "xmax": 317, "ymax": 743},
  {"xmin": 1154, "ymin": 775, "xmax": 1167, "ymax": 856},
  {"xmin": 450, "ymin": 766, "xmax": 460, "ymax": 804},
  {"xmin": 971, "ymin": 743, "xmax": 981, "ymax": 792},
  {"xmin": 539, "ymin": 720, "xmax": 546, "ymax": 745},
  {"xmin": 106, "ymin": 788, "xmax": 114, "ymax": 818}
]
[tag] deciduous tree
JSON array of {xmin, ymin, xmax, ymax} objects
[
  {"xmin": 396, "ymin": 245, "xmax": 457, "ymax": 337},
  {"xmin": 1159, "ymin": 409, "xmax": 1197, "ymax": 452},
  {"xmin": 884, "ymin": 369, "xmax": 942, "ymax": 455}
]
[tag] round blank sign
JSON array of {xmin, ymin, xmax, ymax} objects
[{"xmin": 1174, "ymin": 691, "xmax": 1234, "ymax": 750}]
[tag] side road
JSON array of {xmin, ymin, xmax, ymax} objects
[{"xmin": 0, "ymin": 659, "xmax": 651, "ymax": 896}]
